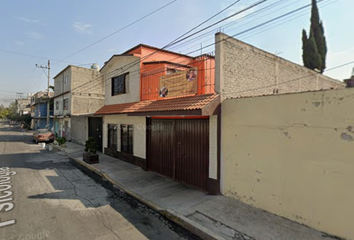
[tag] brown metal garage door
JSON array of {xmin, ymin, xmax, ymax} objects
[{"xmin": 148, "ymin": 118, "xmax": 209, "ymax": 191}]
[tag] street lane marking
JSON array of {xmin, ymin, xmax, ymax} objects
[{"xmin": 0, "ymin": 167, "xmax": 16, "ymax": 228}]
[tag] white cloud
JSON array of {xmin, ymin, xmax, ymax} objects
[
  {"xmin": 73, "ymin": 22, "xmax": 92, "ymax": 34},
  {"xmin": 14, "ymin": 40, "xmax": 24, "ymax": 45},
  {"xmin": 16, "ymin": 16, "xmax": 40, "ymax": 24},
  {"xmin": 107, "ymin": 48, "xmax": 117, "ymax": 53},
  {"xmin": 25, "ymin": 31, "xmax": 44, "ymax": 40}
]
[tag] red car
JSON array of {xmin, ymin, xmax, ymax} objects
[{"xmin": 33, "ymin": 129, "xmax": 55, "ymax": 144}]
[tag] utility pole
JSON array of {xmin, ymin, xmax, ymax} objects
[{"xmin": 36, "ymin": 60, "xmax": 51, "ymax": 130}]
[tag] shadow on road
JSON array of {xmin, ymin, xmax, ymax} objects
[{"xmin": 0, "ymin": 150, "xmax": 199, "ymax": 240}]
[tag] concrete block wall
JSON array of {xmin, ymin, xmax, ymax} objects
[
  {"xmin": 54, "ymin": 67, "xmax": 72, "ymax": 96},
  {"xmin": 54, "ymin": 65, "xmax": 104, "ymax": 116},
  {"xmin": 215, "ymin": 33, "xmax": 344, "ymax": 100}
]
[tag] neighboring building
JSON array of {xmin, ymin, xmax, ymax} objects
[
  {"xmin": 215, "ymin": 32, "xmax": 344, "ymax": 100},
  {"xmin": 95, "ymin": 44, "xmax": 219, "ymax": 194},
  {"xmin": 53, "ymin": 64, "xmax": 104, "ymax": 145},
  {"xmin": 15, "ymin": 94, "xmax": 33, "ymax": 116},
  {"xmin": 30, "ymin": 91, "xmax": 54, "ymax": 130}
]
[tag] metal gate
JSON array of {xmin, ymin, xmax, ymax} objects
[
  {"xmin": 148, "ymin": 118, "xmax": 209, "ymax": 191},
  {"xmin": 88, "ymin": 117, "xmax": 103, "ymax": 152}
]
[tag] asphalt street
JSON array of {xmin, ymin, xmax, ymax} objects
[{"xmin": 0, "ymin": 122, "xmax": 199, "ymax": 240}]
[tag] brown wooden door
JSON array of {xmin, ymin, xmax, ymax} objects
[
  {"xmin": 149, "ymin": 119, "xmax": 174, "ymax": 178},
  {"xmin": 175, "ymin": 119, "xmax": 209, "ymax": 191},
  {"xmin": 148, "ymin": 118, "xmax": 209, "ymax": 191}
]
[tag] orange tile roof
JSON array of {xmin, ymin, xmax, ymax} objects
[{"xmin": 95, "ymin": 94, "xmax": 219, "ymax": 115}]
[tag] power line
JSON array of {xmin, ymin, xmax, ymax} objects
[
  {"xmin": 52, "ymin": 0, "xmax": 335, "ymax": 98},
  {"xmin": 65, "ymin": 0, "xmax": 245, "ymax": 94},
  {"xmin": 95, "ymin": 0, "xmax": 265, "ymax": 85},
  {"xmin": 0, "ymin": 49, "xmax": 86, "ymax": 65},
  {"xmin": 57, "ymin": 0, "xmax": 179, "ymax": 63}
]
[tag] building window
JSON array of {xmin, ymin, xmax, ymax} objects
[
  {"xmin": 121, "ymin": 124, "xmax": 133, "ymax": 154},
  {"xmin": 107, "ymin": 124, "xmax": 117, "ymax": 149},
  {"xmin": 112, "ymin": 73, "xmax": 128, "ymax": 96},
  {"xmin": 64, "ymin": 76, "xmax": 68, "ymax": 85},
  {"xmin": 63, "ymin": 98, "xmax": 68, "ymax": 110},
  {"xmin": 167, "ymin": 68, "xmax": 177, "ymax": 75},
  {"xmin": 55, "ymin": 101, "xmax": 59, "ymax": 110}
]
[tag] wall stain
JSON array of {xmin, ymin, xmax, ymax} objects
[
  {"xmin": 312, "ymin": 102, "xmax": 322, "ymax": 107},
  {"xmin": 347, "ymin": 126, "xmax": 353, "ymax": 132},
  {"xmin": 283, "ymin": 132, "xmax": 291, "ymax": 138},
  {"xmin": 341, "ymin": 133, "xmax": 353, "ymax": 141}
]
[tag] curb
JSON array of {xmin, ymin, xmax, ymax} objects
[{"xmin": 65, "ymin": 154, "xmax": 224, "ymax": 240}]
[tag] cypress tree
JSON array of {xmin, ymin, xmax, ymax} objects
[{"xmin": 302, "ymin": 0, "xmax": 327, "ymax": 72}]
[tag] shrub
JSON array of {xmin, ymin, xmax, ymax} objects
[
  {"xmin": 85, "ymin": 137, "xmax": 97, "ymax": 154},
  {"xmin": 56, "ymin": 137, "xmax": 66, "ymax": 145}
]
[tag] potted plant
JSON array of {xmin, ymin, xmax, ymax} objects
[
  {"xmin": 56, "ymin": 137, "xmax": 67, "ymax": 148},
  {"xmin": 83, "ymin": 137, "xmax": 99, "ymax": 164}
]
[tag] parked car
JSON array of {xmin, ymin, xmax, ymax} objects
[{"xmin": 33, "ymin": 129, "xmax": 55, "ymax": 144}]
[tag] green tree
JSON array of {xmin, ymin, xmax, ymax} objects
[{"xmin": 302, "ymin": 0, "xmax": 327, "ymax": 73}]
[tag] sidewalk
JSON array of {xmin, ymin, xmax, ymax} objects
[{"xmin": 55, "ymin": 142, "xmax": 335, "ymax": 240}]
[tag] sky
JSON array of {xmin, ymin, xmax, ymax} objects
[{"xmin": 0, "ymin": 0, "xmax": 352, "ymax": 106}]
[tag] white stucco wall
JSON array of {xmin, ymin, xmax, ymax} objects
[
  {"xmin": 101, "ymin": 55, "xmax": 141, "ymax": 105},
  {"xmin": 221, "ymin": 88, "xmax": 354, "ymax": 240},
  {"xmin": 102, "ymin": 114, "xmax": 146, "ymax": 159}
]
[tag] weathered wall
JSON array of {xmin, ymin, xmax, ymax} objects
[
  {"xmin": 54, "ymin": 67, "xmax": 72, "ymax": 96},
  {"xmin": 103, "ymin": 114, "xmax": 146, "ymax": 159},
  {"xmin": 54, "ymin": 93, "xmax": 71, "ymax": 117},
  {"xmin": 70, "ymin": 66, "xmax": 104, "ymax": 115},
  {"xmin": 221, "ymin": 88, "xmax": 354, "ymax": 240},
  {"xmin": 215, "ymin": 33, "xmax": 344, "ymax": 100},
  {"xmin": 209, "ymin": 115, "xmax": 218, "ymax": 180},
  {"xmin": 54, "ymin": 65, "xmax": 104, "ymax": 116},
  {"xmin": 71, "ymin": 116, "xmax": 87, "ymax": 145},
  {"xmin": 101, "ymin": 56, "xmax": 140, "ymax": 105}
]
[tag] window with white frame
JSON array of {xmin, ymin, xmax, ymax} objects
[{"xmin": 64, "ymin": 76, "xmax": 68, "ymax": 85}]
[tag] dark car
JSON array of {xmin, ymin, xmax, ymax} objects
[{"xmin": 33, "ymin": 129, "xmax": 55, "ymax": 144}]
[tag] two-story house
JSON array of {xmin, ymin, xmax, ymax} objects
[
  {"xmin": 95, "ymin": 44, "xmax": 220, "ymax": 194},
  {"xmin": 30, "ymin": 90, "xmax": 54, "ymax": 130},
  {"xmin": 95, "ymin": 37, "xmax": 344, "ymax": 195},
  {"xmin": 53, "ymin": 64, "xmax": 104, "ymax": 145}
]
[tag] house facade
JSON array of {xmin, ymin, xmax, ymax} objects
[
  {"xmin": 30, "ymin": 91, "xmax": 54, "ymax": 130},
  {"xmin": 95, "ymin": 44, "xmax": 220, "ymax": 194},
  {"xmin": 53, "ymin": 64, "xmax": 104, "ymax": 145},
  {"xmin": 95, "ymin": 35, "xmax": 343, "ymax": 196},
  {"xmin": 15, "ymin": 94, "xmax": 33, "ymax": 116}
]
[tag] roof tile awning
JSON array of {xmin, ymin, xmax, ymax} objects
[{"xmin": 95, "ymin": 94, "xmax": 220, "ymax": 116}]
